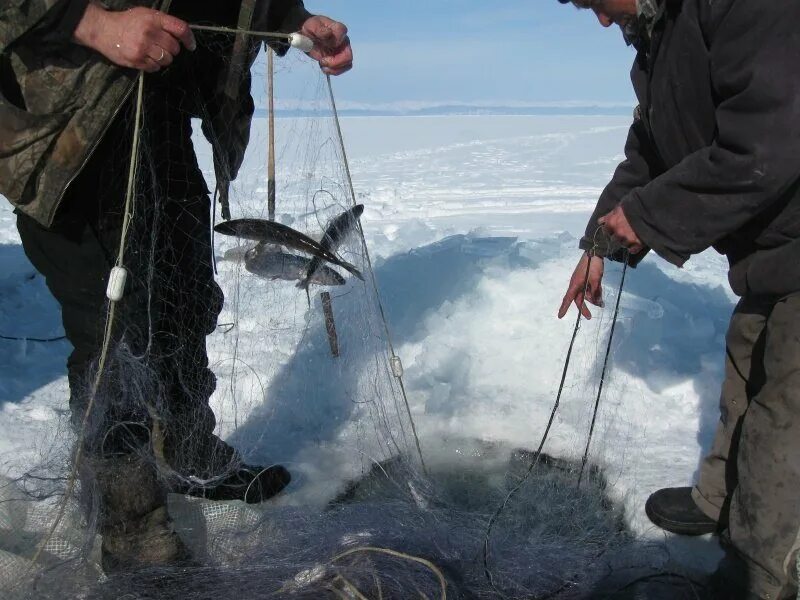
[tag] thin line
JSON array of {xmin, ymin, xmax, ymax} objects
[
  {"xmin": 0, "ymin": 334, "xmax": 66, "ymax": 343},
  {"xmin": 188, "ymin": 24, "xmax": 291, "ymax": 40},
  {"xmin": 27, "ymin": 74, "xmax": 146, "ymax": 576},
  {"xmin": 325, "ymin": 74, "xmax": 428, "ymax": 475},
  {"xmin": 577, "ymin": 259, "xmax": 628, "ymax": 488},
  {"xmin": 482, "ymin": 254, "xmax": 593, "ymax": 596}
]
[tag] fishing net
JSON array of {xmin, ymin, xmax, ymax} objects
[{"xmin": 0, "ymin": 17, "xmax": 703, "ymax": 600}]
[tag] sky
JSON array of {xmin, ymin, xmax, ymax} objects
[{"xmin": 302, "ymin": 1, "xmax": 638, "ymax": 108}]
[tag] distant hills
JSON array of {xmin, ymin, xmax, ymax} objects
[{"xmin": 255, "ymin": 101, "xmax": 634, "ymax": 118}]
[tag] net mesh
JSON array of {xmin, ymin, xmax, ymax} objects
[{"xmin": 0, "ymin": 24, "xmax": 698, "ymax": 600}]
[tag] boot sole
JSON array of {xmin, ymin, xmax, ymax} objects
[{"xmin": 645, "ymin": 502, "xmax": 718, "ymax": 536}]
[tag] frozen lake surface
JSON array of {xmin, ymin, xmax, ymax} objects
[{"xmin": 0, "ymin": 115, "xmax": 735, "ymax": 591}]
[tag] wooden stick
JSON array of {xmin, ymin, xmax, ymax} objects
[
  {"xmin": 321, "ymin": 292, "xmax": 340, "ymax": 357},
  {"xmin": 267, "ymin": 47, "xmax": 276, "ymax": 221}
]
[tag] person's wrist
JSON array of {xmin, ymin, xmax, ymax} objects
[{"xmin": 72, "ymin": 3, "xmax": 110, "ymax": 51}]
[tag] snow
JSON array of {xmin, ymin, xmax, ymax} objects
[{"xmin": 0, "ymin": 114, "xmax": 735, "ymax": 576}]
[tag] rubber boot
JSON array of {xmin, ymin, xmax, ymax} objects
[
  {"xmin": 645, "ymin": 487, "xmax": 719, "ymax": 536},
  {"xmin": 203, "ymin": 464, "xmax": 291, "ymax": 504},
  {"xmin": 178, "ymin": 463, "xmax": 291, "ymax": 504}
]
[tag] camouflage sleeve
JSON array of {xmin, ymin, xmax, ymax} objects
[
  {"xmin": 0, "ymin": 0, "xmax": 78, "ymax": 52},
  {"xmin": 40, "ymin": 0, "xmax": 90, "ymax": 45}
]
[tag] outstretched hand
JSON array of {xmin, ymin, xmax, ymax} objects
[
  {"xmin": 73, "ymin": 4, "xmax": 195, "ymax": 73},
  {"xmin": 300, "ymin": 16, "xmax": 353, "ymax": 76},
  {"xmin": 558, "ymin": 253, "xmax": 605, "ymax": 320}
]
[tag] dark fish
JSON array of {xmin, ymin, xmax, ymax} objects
[
  {"xmin": 298, "ymin": 204, "xmax": 365, "ymax": 290},
  {"xmin": 244, "ymin": 246, "xmax": 346, "ymax": 286},
  {"xmin": 214, "ymin": 218, "xmax": 363, "ymax": 280}
]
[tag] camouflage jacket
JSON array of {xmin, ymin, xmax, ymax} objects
[{"xmin": 0, "ymin": 0, "xmax": 310, "ymax": 227}]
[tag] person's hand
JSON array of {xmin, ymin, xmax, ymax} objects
[
  {"xmin": 300, "ymin": 16, "xmax": 353, "ymax": 76},
  {"xmin": 558, "ymin": 253, "xmax": 605, "ymax": 320},
  {"xmin": 597, "ymin": 205, "xmax": 644, "ymax": 254},
  {"xmin": 73, "ymin": 4, "xmax": 196, "ymax": 73}
]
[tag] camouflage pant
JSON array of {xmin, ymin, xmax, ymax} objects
[{"xmin": 693, "ymin": 294, "xmax": 800, "ymax": 599}]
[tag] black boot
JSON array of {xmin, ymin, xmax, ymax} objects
[
  {"xmin": 645, "ymin": 487, "xmax": 718, "ymax": 536},
  {"xmin": 181, "ymin": 464, "xmax": 291, "ymax": 504}
]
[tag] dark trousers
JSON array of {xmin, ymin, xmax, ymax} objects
[
  {"xmin": 693, "ymin": 294, "xmax": 800, "ymax": 599},
  {"xmin": 16, "ymin": 151, "xmax": 237, "ymax": 484}
]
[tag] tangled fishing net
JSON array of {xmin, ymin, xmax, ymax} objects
[{"xmin": 0, "ymin": 20, "xmax": 707, "ymax": 600}]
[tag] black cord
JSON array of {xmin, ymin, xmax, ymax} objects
[
  {"xmin": 211, "ymin": 187, "xmax": 220, "ymax": 277},
  {"xmin": 482, "ymin": 249, "xmax": 631, "ymax": 597},
  {"xmin": 482, "ymin": 255, "xmax": 594, "ymax": 597},
  {"xmin": 0, "ymin": 334, "xmax": 66, "ymax": 343},
  {"xmin": 577, "ymin": 258, "xmax": 629, "ymax": 488}
]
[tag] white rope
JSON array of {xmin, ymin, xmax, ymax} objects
[
  {"xmin": 188, "ymin": 24, "xmax": 290, "ymax": 40},
  {"xmin": 331, "ymin": 546, "xmax": 447, "ymax": 600},
  {"xmin": 27, "ymin": 74, "xmax": 147, "ymax": 576}
]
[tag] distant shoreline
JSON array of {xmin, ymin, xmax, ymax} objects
[{"xmin": 255, "ymin": 105, "xmax": 634, "ymax": 119}]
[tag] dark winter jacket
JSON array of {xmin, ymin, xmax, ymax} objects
[
  {"xmin": 582, "ymin": 0, "xmax": 800, "ymax": 298},
  {"xmin": 0, "ymin": 0, "xmax": 310, "ymax": 227}
]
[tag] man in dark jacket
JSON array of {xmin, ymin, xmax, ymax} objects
[
  {"xmin": 556, "ymin": 1, "xmax": 800, "ymax": 598},
  {"xmin": 0, "ymin": 0, "xmax": 352, "ymax": 571}
]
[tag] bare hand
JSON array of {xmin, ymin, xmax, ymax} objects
[
  {"xmin": 300, "ymin": 16, "xmax": 353, "ymax": 76},
  {"xmin": 597, "ymin": 205, "xmax": 644, "ymax": 254},
  {"xmin": 73, "ymin": 4, "xmax": 196, "ymax": 73},
  {"xmin": 558, "ymin": 253, "xmax": 605, "ymax": 320}
]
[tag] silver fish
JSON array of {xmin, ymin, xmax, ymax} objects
[
  {"xmin": 214, "ymin": 218, "xmax": 363, "ymax": 281},
  {"xmin": 221, "ymin": 244, "xmax": 256, "ymax": 262},
  {"xmin": 244, "ymin": 246, "xmax": 346, "ymax": 287},
  {"xmin": 298, "ymin": 204, "xmax": 365, "ymax": 290}
]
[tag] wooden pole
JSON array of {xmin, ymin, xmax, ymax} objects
[
  {"xmin": 321, "ymin": 292, "xmax": 340, "ymax": 357},
  {"xmin": 267, "ymin": 47, "xmax": 276, "ymax": 221}
]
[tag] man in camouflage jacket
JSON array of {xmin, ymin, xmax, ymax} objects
[{"xmin": 0, "ymin": 0, "xmax": 352, "ymax": 571}]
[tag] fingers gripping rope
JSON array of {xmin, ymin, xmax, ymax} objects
[{"xmin": 187, "ymin": 24, "xmax": 314, "ymax": 51}]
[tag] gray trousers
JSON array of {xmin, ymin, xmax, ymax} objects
[{"xmin": 692, "ymin": 294, "xmax": 800, "ymax": 599}]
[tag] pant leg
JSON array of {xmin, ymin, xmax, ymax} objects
[
  {"xmin": 15, "ymin": 209, "xmax": 108, "ymax": 381},
  {"xmin": 15, "ymin": 204, "xmax": 156, "ymax": 454},
  {"xmin": 726, "ymin": 294, "xmax": 800, "ymax": 599},
  {"xmin": 18, "ymin": 189, "xmax": 239, "ymax": 470},
  {"xmin": 146, "ymin": 194, "xmax": 235, "ymax": 481},
  {"xmin": 693, "ymin": 297, "xmax": 769, "ymax": 522}
]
